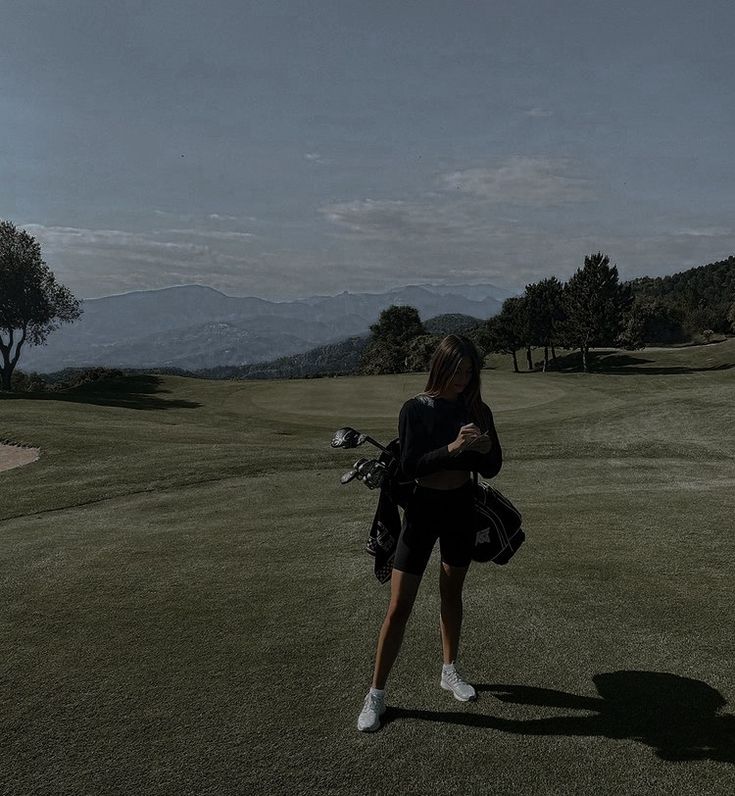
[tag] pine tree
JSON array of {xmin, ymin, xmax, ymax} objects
[
  {"xmin": 562, "ymin": 252, "xmax": 632, "ymax": 372},
  {"xmin": 485, "ymin": 297, "xmax": 528, "ymax": 373},
  {"xmin": 524, "ymin": 277, "xmax": 565, "ymax": 371}
]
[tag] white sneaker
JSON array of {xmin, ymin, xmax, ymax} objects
[
  {"xmin": 441, "ymin": 666, "xmax": 477, "ymax": 701},
  {"xmin": 357, "ymin": 691, "xmax": 387, "ymax": 732}
]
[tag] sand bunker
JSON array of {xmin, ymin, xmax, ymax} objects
[{"xmin": 0, "ymin": 443, "xmax": 40, "ymax": 473}]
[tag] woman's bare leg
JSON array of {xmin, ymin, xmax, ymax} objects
[
  {"xmin": 439, "ymin": 561, "xmax": 469, "ymax": 664},
  {"xmin": 370, "ymin": 568, "xmax": 422, "ymax": 689}
]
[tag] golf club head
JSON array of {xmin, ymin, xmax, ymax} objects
[
  {"xmin": 340, "ymin": 457, "xmax": 371, "ymax": 485},
  {"xmin": 331, "ymin": 427, "xmax": 365, "ymax": 449},
  {"xmin": 355, "ymin": 459, "xmax": 387, "ymax": 489},
  {"xmin": 340, "ymin": 468, "xmax": 359, "ymax": 484}
]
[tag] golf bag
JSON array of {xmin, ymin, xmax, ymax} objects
[
  {"xmin": 361, "ymin": 436, "xmax": 525, "ymax": 577},
  {"xmin": 471, "ymin": 472, "xmax": 525, "ymax": 564}
]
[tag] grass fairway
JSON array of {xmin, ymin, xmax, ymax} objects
[{"xmin": 1, "ymin": 342, "xmax": 734, "ymax": 795}]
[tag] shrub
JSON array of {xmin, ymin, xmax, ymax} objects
[
  {"xmin": 54, "ymin": 367, "xmax": 125, "ymax": 390},
  {"xmin": 9, "ymin": 370, "xmax": 49, "ymax": 393}
]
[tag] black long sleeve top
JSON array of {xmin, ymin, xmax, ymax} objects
[{"xmin": 398, "ymin": 393, "xmax": 503, "ymax": 481}]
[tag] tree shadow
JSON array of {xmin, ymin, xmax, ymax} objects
[
  {"xmin": 385, "ymin": 671, "xmax": 735, "ymax": 764},
  {"xmin": 545, "ymin": 350, "xmax": 735, "ymax": 375},
  {"xmin": 1, "ymin": 375, "xmax": 202, "ymax": 410}
]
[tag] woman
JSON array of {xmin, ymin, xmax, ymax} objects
[{"xmin": 357, "ymin": 334, "xmax": 503, "ymax": 732}]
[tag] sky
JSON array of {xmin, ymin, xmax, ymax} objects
[{"xmin": 2, "ymin": 0, "xmax": 734, "ymax": 301}]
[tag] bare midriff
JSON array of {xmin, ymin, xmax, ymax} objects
[{"xmin": 416, "ymin": 469, "xmax": 472, "ymax": 490}]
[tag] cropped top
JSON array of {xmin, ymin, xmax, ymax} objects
[{"xmin": 398, "ymin": 393, "xmax": 503, "ymax": 481}]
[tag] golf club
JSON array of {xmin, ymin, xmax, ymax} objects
[
  {"xmin": 331, "ymin": 427, "xmax": 365, "ymax": 449},
  {"xmin": 340, "ymin": 458, "xmax": 367, "ymax": 484},
  {"xmin": 355, "ymin": 458, "xmax": 387, "ymax": 489},
  {"xmin": 331, "ymin": 426, "xmax": 390, "ymax": 454}
]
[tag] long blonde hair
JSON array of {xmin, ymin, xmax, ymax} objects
[{"xmin": 420, "ymin": 334, "xmax": 493, "ymax": 430}]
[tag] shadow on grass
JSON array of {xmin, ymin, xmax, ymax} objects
[
  {"xmin": 386, "ymin": 671, "xmax": 734, "ymax": 764},
  {"xmin": 540, "ymin": 350, "xmax": 735, "ymax": 375},
  {"xmin": 1, "ymin": 375, "xmax": 202, "ymax": 411}
]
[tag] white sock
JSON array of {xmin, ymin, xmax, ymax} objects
[
  {"xmin": 369, "ymin": 687, "xmax": 385, "ymax": 698},
  {"xmin": 443, "ymin": 662, "xmax": 456, "ymax": 673}
]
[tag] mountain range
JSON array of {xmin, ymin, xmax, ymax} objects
[{"xmin": 20, "ymin": 282, "xmax": 510, "ymax": 373}]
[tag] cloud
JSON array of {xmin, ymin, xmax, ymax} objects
[
  {"xmin": 524, "ymin": 107, "xmax": 553, "ymax": 118},
  {"xmin": 439, "ymin": 156, "xmax": 592, "ymax": 205},
  {"xmin": 153, "ymin": 209, "xmax": 259, "ymax": 224},
  {"xmin": 320, "ymin": 159, "xmax": 595, "ymax": 243},
  {"xmin": 673, "ymin": 226, "xmax": 732, "ymax": 237},
  {"xmin": 317, "ymin": 198, "xmax": 735, "ymax": 296},
  {"xmin": 320, "ymin": 198, "xmax": 469, "ymax": 240},
  {"xmin": 22, "ymin": 225, "xmax": 187, "ymax": 252},
  {"xmin": 305, "ymin": 152, "xmax": 328, "ymax": 165},
  {"xmin": 17, "ymin": 223, "xmax": 268, "ymax": 298},
  {"xmin": 16, "ymin": 197, "xmax": 735, "ymax": 302},
  {"xmin": 21, "ymin": 225, "xmax": 256, "ymax": 260},
  {"xmin": 163, "ymin": 229, "xmax": 256, "ymax": 241}
]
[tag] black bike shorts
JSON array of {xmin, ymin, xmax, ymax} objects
[{"xmin": 393, "ymin": 480, "xmax": 476, "ymax": 577}]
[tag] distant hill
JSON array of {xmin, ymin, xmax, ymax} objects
[
  {"xmin": 198, "ymin": 335, "xmax": 370, "ymax": 380},
  {"xmin": 20, "ymin": 284, "xmax": 505, "ymax": 373},
  {"xmin": 194, "ymin": 313, "xmax": 486, "ymax": 380},
  {"xmin": 423, "ymin": 313, "xmax": 485, "ymax": 334},
  {"xmin": 68, "ymin": 316, "xmax": 344, "ymax": 371}
]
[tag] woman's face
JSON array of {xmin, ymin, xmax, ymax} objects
[{"xmin": 450, "ymin": 356, "xmax": 473, "ymax": 394}]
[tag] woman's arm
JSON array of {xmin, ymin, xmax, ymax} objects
[{"xmin": 448, "ymin": 411, "xmax": 502, "ymax": 479}]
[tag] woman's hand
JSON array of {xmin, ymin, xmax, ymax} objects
[
  {"xmin": 448, "ymin": 423, "xmax": 482, "ymax": 454},
  {"xmin": 466, "ymin": 432, "xmax": 493, "ymax": 454}
]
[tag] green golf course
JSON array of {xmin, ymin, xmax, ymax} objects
[{"xmin": 1, "ymin": 342, "xmax": 734, "ymax": 795}]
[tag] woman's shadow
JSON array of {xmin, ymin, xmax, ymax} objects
[{"xmin": 387, "ymin": 671, "xmax": 734, "ymax": 764}]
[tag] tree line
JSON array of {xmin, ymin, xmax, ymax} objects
[
  {"xmin": 629, "ymin": 255, "xmax": 735, "ymax": 340},
  {"xmin": 360, "ymin": 251, "xmax": 735, "ymax": 375}
]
